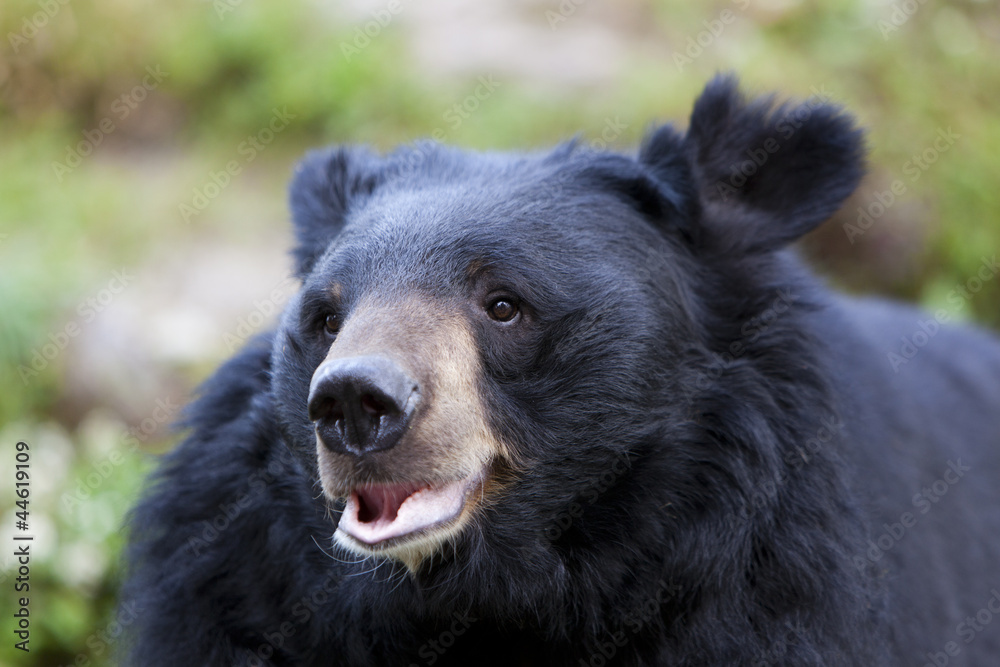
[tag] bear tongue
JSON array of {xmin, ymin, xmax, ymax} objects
[
  {"xmin": 355, "ymin": 483, "xmax": 423, "ymax": 524},
  {"xmin": 338, "ymin": 479, "xmax": 470, "ymax": 546}
]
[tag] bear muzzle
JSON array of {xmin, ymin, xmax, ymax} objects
[
  {"xmin": 308, "ymin": 294, "xmax": 516, "ymax": 566},
  {"xmin": 308, "ymin": 355, "xmax": 420, "ymax": 456}
]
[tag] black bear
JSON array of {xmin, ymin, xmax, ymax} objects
[{"xmin": 122, "ymin": 76, "xmax": 1000, "ymax": 666}]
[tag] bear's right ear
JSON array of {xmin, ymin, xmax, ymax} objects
[{"xmin": 288, "ymin": 146, "xmax": 382, "ymax": 278}]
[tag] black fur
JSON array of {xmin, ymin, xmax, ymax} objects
[{"xmin": 122, "ymin": 76, "xmax": 1000, "ymax": 666}]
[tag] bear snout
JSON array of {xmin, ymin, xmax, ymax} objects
[{"xmin": 308, "ymin": 355, "xmax": 420, "ymax": 456}]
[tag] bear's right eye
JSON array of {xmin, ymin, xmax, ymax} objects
[
  {"xmin": 323, "ymin": 313, "xmax": 341, "ymax": 336},
  {"xmin": 487, "ymin": 298, "xmax": 519, "ymax": 323}
]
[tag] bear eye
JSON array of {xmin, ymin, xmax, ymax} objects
[
  {"xmin": 487, "ymin": 298, "xmax": 519, "ymax": 323},
  {"xmin": 323, "ymin": 313, "xmax": 341, "ymax": 336}
]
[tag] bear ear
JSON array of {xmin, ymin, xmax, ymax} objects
[
  {"xmin": 288, "ymin": 146, "xmax": 382, "ymax": 277},
  {"xmin": 638, "ymin": 123, "xmax": 701, "ymax": 244},
  {"xmin": 683, "ymin": 74, "xmax": 866, "ymax": 253}
]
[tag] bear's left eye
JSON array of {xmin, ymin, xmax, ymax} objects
[
  {"xmin": 486, "ymin": 298, "xmax": 519, "ymax": 323},
  {"xmin": 323, "ymin": 313, "xmax": 341, "ymax": 336}
]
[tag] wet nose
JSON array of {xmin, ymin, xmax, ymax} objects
[{"xmin": 308, "ymin": 355, "xmax": 420, "ymax": 456}]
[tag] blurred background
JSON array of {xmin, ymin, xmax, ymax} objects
[{"xmin": 0, "ymin": 0, "xmax": 998, "ymax": 663}]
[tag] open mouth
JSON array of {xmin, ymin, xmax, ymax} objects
[{"xmin": 336, "ymin": 473, "xmax": 482, "ymax": 549}]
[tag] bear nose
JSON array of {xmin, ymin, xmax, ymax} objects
[{"xmin": 308, "ymin": 356, "xmax": 420, "ymax": 456}]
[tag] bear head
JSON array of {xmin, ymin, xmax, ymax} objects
[{"xmin": 270, "ymin": 75, "xmax": 865, "ymax": 575}]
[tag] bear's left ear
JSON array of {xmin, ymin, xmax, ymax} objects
[
  {"xmin": 288, "ymin": 146, "xmax": 382, "ymax": 278},
  {"xmin": 637, "ymin": 124, "xmax": 701, "ymax": 243},
  {"xmin": 682, "ymin": 75, "xmax": 866, "ymax": 253}
]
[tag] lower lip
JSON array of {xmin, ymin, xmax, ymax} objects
[{"xmin": 336, "ymin": 473, "xmax": 484, "ymax": 549}]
